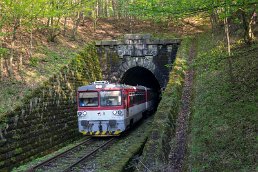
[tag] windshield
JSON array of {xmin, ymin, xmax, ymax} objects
[
  {"xmin": 79, "ymin": 92, "xmax": 98, "ymax": 107},
  {"xmin": 100, "ymin": 91, "xmax": 121, "ymax": 106}
]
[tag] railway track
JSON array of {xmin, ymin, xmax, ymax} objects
[{"xmin": 27, "ymin": 137, "xmax": 116, "ymax": 172}]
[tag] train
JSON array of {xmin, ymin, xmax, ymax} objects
[{"xmin": 77, "ymin": 81, "xmax": 157, "ymax": 136}]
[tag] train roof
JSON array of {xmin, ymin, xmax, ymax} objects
[{"xmin": 78, "ymin": 81, "xmax": 149, "ymax": 92}]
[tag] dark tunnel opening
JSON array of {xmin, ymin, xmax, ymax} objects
[
  {"xmin": 120, "ymin": 66, "xmax": 161, "ymax": 108},
  {"xmin": 120, "ymin": 66, "xmax": 161, "ymax": 91}
]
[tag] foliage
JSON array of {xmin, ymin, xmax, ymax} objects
[
  {"xmin": 187, "ymin": 33, "xmax": 258, "ymax": 171},
  {"xmin": 126, "ymin": 0, "xmax": 257, "ymax": 18},
  {"xmin": 29, "ymin": 57, "xmax": 39, "ymax": 67},
  {"xmin": 0, "ymin": 47, "xmax": 8, "ymax": 58},
  {"xmin": 126, "ymin": 0, "xmax": 257, "ymax": 45},
  {"xmin": 0, "ymin": 47, "xmax": 8, "ymax": 55},
  {"xmin": 0, "ymin": 0, "xmax": 256, "ymax": 43},
  {"xmin": 77, "ymin": 43, "xmax": 102, "ymax": 81},
  {"xmin": 137, "ymin": 37, "xmax": 190, "ymax": 171},
  {"xmin": 0, "ymin": 80, "xmax": 28, "ymax": 118}
]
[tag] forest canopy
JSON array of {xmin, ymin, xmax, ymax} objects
[{"xmin": 0, "ymin": 0, "xmax": 257, "ymax": 79}]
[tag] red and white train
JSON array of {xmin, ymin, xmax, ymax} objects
[{"xmin": 77, "ymin": 81, "xmax": 156, "ymax": 136}]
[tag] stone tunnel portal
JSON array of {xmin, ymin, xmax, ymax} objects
[
  {"xmin": 120, "ymin": 66, "xmax": 161, "ymax": 92},
  {"xmin": 96, "ymin": 34, "xmax": 181, "ymax": 92}
]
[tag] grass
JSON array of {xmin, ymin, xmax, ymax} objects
[
  {"xmin": 0, "ymin": 80, "xmax": 32, "ymax": 117},
  {"xmin": 0, "ymin": 45, "xmax": 77, "ymax": 119},
  {"xmin": 134, "ymin": 37, "xmax": 190, "ymax": 171},
  {"xmin": 12, "ymin": 137, "xmax": 87, "ymax": 172},
  {"xmin": 24, "ymin": 45, "xmax": 77, "ymax": 80},
  {"xmin": 93, "ymin": 117, "xmax": 154, "ymax": 172},
  {"xmin": 187, "ymin": 33, "xmax": 258, "ymax": 171}
]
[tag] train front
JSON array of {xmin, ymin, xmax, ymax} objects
[{"xmin": 77, "ymin": 83, "xmax": 126, "ymax": 136}]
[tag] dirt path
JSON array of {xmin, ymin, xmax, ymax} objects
[{"xmin": 168, "ymin": 39, "xmax": 196, "ymax": 172}]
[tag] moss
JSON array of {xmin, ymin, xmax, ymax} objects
[
  {"xmin": 0, "ymin": 42, "xmax": 103, "ymax": 171},
  {"xmin": 137, "ymin": 37, "xmax": 191, "ymax": 170},
  {"xmin": 94, "ymin": 119, "xmax": 153, "ymax": 172}
]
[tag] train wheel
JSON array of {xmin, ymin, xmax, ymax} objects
[{"xmin": 142, "ymin": 111, "xmax": 148, "ymax": 119}]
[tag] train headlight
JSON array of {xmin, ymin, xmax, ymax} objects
[
  {"xmin": 112, "ymin": 111, "xmax": 117, "ymax": 115},
  {"xmin": 82, "ymin": 111, "xmax": 87, "ymax": 116},
  {"xmin": 77, "ymin": 112, "xmax": 82, "ymax": 117}
]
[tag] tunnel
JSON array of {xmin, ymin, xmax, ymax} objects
[{"xmin": 120, "ymin": 66, "xmax": 161, "ymax": 92}]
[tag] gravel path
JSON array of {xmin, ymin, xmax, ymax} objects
[{"xmin": 168, "ymin": 40, "xmax": 196, "ymax": 172}]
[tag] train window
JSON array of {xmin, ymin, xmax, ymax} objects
[
  {"xmin": 79, "ymin": 92, "xmax": 98, "ymax": 107},
  {"xmin": 100, "ymin": 91, "xmax": 122, "ymax": 106},
  {"xmin": 129, "ymin": 91, "xmax": 145, "ymax": 105},
  {"xmin": 129, "ymin": 94, "xmax": 134, "ymax": 105}
]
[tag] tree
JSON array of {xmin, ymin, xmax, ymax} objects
[
  {"xmin": 126, "ymin": 0, "xmax": 257, "ymax": 47},
  {"xmin": 1, "ymin": 0, "xmax": 35, "ymax": 76}
]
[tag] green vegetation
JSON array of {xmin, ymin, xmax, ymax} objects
[
  {"xmin": 0, "ymin": 45, "xmax": 76, "ymax": 118},
  {"xmin": 12, "ymin": 137, "xmax": 88, "ymax": 172},
  {"xmin": 187, "ymin": 33, "xmax": 258, "ymax": 171},
  {"xmin": 137, "ymin": 37, "xmax": 190, "ymax": 171},
  {"xmin": 94, "ymin": 118, "xmax": 153, "ymax": 172},
  {"xmin": 34, "ymin": 46, "xmax": 77, "ymax": 76},
  {"xmin": 0, "ymin": 80, "xmax": 31, "ymax": 117},
  {"xmin": 0, "ymin": 43, "xmax": 101, "ymax": 170}
]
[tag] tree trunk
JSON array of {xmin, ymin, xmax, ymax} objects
[
  {"xmin": 18, "ymin": 53, "xmax": 23, "ymax": 71},
  {"xmin": 48, "ymin": 17, "xmax": 61, "ymax": 42},
  {"xmin": 72, "ymin": 12, "xmax": 83, "ymax": 40},
  {"xmin": 93, "ymin": 2, "xmax": 99, "ymax": 32},
  {"xmin": 0, "ymin": 22, "xmax": 3, "ymax": 80},
  {"xmin": 82, "ymin": 14, "xmax": 86, "ymax": 26},
  {"xmin": 0, "ymin": 57, "xmax": 3, "ymax": 80},
  {"xmin": 224, "ymin": 14, "xmax": 234, "ymax": 84},
  {"xmin": 63, "ymin": 17, "xmax": 67, "ymax": 36},
  {"xmin": 97, "ymin": 0, "xmax": 102, "ymax": 17},
  {"xmin": 117, "ymin": 1, "xmax": 121, "ymax": 19},
  {"xmin": 111, "ymin": 0, "xmax": 117, "ymax": 18},
  {"xmin": 93, "ymin": 18, "xmax": 98, "ymax": 32},
  {"xmin": 8, "ymin": 18, "xmax": 20, "ymax": 77},
  {"xmin": 248, "ymin": 11, "xmax": 256, "ymax": 42},
  {"xmin": 129, "ymin": 16, "xmax": 133, "ymax": 33},
  {"xmin": 240, "ymin": 9, "xmax": 255, "ymax": 44},
  {"xmin": 224, "ymin": 17, "xmax": 231, "ymax": 56},
  {"xmin": 47, "ymin": 17, "xmax": 50, "ymax": 27},
  {"xmin": 210, "ymin": 9, "xmax": 219, "ymax": 34},
  {"xmin": 29, "ymin": 29, "xmax": 33, "ymax": 58},
  {"xmin": 105, "ymin": 0, "xmax": 108, "ymax": 17},
  {"xmin": 248, "ymin": 20, "xmax": 254, "ymax": 43},
  {"xmin": 96, "ymin": 0, "xmax": 99, "ymax": 18},
  {"xmin": 9, "ymin": 41, "xmax": 14, "ymax": 77}
]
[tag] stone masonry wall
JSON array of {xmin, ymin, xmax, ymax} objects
[
  {"xmin": 0, "ymin": 44, "xmax": 102, "ymax": 171},
  {"xmin": 136, "ymin": 38, "xmax": 190, "ymax": 171}
]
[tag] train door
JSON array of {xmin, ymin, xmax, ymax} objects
[{"xmin": 123, "ymin": 93, "xmax": 129, "ymax": 117}]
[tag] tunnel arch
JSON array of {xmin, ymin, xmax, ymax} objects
[
  {"xmin": 120, "ymin": 66, "xmax": 161, "ymax": 91},
  {"xmin": 108, "ymin": 57, "xmax": 167, "ymax": 91}
]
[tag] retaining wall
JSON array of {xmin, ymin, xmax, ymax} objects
[
  {"xmin": 0, "ymin": 44, "xmax": 102, "ymax": 171},
  {"xmin": 137, "ymin": 38, "xmax": 191, "ymax": 171}
]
